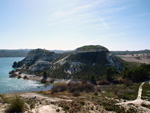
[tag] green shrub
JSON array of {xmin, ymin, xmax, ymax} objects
[{"xmin": 100, "ymin": 99, "xmax": 125, "ymax": 113}]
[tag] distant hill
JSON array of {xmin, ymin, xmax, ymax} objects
[
  {"xmin": 111, "ymin": 49, "xmax": 150, "ymax": 55},
  {"xmin": 1, "ymin": 48, "xmax": 149, "ymax": 57},
  {"xmin": 0, "ymin": 49, "xmax": 31, "ymax": 57},
  {"xmin": 51, "ymin": 50, "xmax": 72, "ymax": 53},
  {"xmin": 0, "ymin": 49, "xmax": 72, "ymax": 57}
]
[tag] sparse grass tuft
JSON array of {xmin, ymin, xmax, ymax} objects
[{"xmin": 6, "ymin": 95, "xmax": 25, "ymax": 113}]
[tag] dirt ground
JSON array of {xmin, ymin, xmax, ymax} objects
[{"xmin": 117, "ymin": 54, "xmax": 150, "ymax": 64}]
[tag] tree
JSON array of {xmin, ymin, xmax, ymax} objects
[
  {"xmin": 43, "ymin": 71, "xmax": 48, "ymax": 78},
  {"xmin": 12, "ymin": 61, "xmax": 17, "ymax": 68},
  {"xmin": 90, "ymin": 74, "xmax": 96, "ymax": 85},
  {"xmin": 106, "ymin": 67, "xmax": 116, "ymax": 81}
]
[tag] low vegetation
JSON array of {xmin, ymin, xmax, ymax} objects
[
  {"xmin": 122, "ymin": 64, "xmax": 150, "ymax": 82},
  {"xmin": 51, "ymin": 81, "xmax": 94, "ymax": 95},
  {"xmin": 76, "ymin": 45, "xmax": 108, "ymax": 51},
  {"xmin": 142, "ymin": 82, "xmax": 150, "ymax": 101},
  {"xmin": 5, "ymin": 95, "xmax": 25, "ymax": 113}
]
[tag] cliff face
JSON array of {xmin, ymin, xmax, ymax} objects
[{"xmin": 13, "ymin": 45, "xmax": 123, "ymax": 78}]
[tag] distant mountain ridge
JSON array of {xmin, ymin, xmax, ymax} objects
[
  {"xmin": 0, "ymin": 49, "xmax": 30, "ymax": 57},
  {"xmin": 0, "ymin": 49, "xmax": 71, "ymax": 57},
  {"xmin": 111, "ymin": 49, "xmax": 150, "ymax": 55},
  {"xmin": 0, "ymin": 48, "xmax": 150, "ymax": 57}
]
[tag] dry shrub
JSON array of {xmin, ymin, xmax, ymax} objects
[
  {"xmin": 51, "ymin": 84, "xmax": 68, "ymax": 94},
  {"xmin": 51, "ymin": 86, "xmax": 59, "ymax": 94},
  {"xmin": 68, "ymin": 82, "xmax": 94, "ymax": 93},
  {"xmin": 94, "ymin": 86, "xmax": 101, "ymax": 92},
  {"xmin": 81, "ymin": 80, "xmax": 87, "ymax": 84},
  {"xmin": 113, "ymin": 79, "xmax": 124, "ymax": 84},
  {"xmin": 51, "ymin": 82, "xmax": 94, "ymax": 94},
  {"xmin": 58, "ymin": 101, "xmax": 81, "ymax": 112},
  {"xmin": 94, "ymin": 91, "xmax": 98, "ymax": 95},
  {"xmin": 50, "ymin": 78, "xmax": 55, "ymax": 83},
  {"xmin": 114, "ymin": 88, "xmax": 119, "ymax": 95},
  {"xmin": 126, "ymin": 107, "xmax": 137, "ymax": 113},
  {"xmin": 97, "ymin": 79, "xmax": 110, "ymax": 85},
  {"xmin": 73, "ymin": 92, "xmax": 80, "ymax": 97},
  {"xmin": 59, "ymin": 84, "xmax": 68, "ymax": 92},
  {"xmin": 125, "ymin": 89, "xmax": 134, "ymax": 95},
  {"xmin": 123, "ymin": 79, "xmax": 133, "ymax": 87}
]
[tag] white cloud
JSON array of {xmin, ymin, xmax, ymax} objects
[{"xmin": 47, "ymin": 0, "xmax": 136, "ymax": 39}]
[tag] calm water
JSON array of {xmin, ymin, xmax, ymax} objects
[{"xmin": 0, "ymin": 57, "xmax": 53, "ymax": 94}]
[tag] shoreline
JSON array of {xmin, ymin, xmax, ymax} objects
[
  {"xmin": 10, "ymin": 71, "xmax": 70, "ymax": 83},
  {"xmin": 0, "ymin": 70, "xmax": 74, "ymax": 95},
  {"xmin": 1, "ymin": 71, "xmax": 70, "ymax": 95}
]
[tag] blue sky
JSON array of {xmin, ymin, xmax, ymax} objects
[{"xmin": 0, "ymin": 0, "xmax": 150, "ymax": 50}]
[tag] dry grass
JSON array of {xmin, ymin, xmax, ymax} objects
[{"xmin": 5, "ymin": 95, "xmax": 25, "ymax": 113}]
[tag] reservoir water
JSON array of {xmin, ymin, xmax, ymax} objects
[{"xmin": 0, "ymin": 57, "xmax": 53, "ymax": 94}]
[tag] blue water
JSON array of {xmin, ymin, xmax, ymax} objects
[{"xmin": 0, "ymin": 57, "xmax": 53, "ymax": 94}]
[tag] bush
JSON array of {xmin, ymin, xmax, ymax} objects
[
  {"xmin": 124, "ymin": 79, "xmax": 133, "ymax": 87},
  {"xmin": 50, "ymin": 78, "xmax": 55, "ymax": 83},
  {"xmin": 68, "ymin": 82, "xmax": 94, "ymax": 93},
  {"xmin": 114, "ymin": 88, "xmax": 119, "ymax": 95},
  {"xmin": 69, "ymin": 85, "xmax": 78, "ymax": 93},
  {"xmin": 126, "ymin": 107, "xmax": 137, "ymax": 113},
  {"xmin": 94, "ymin": 91, "xmax": 98, "ymax": 96},
  {"xmin": 141, "ymin": 102, "xmax": 150, "ymax": 109},
  {"xmin": 6, "ymin": 95, "xmax": 25, "ymax": 113},
  {"xmin": 100, "ymin": 100, "xmax": 125, "ymax": 113},
  {"xmin": 113, "ymin": 79, "xmax": 124, "ymax": 84},
  {"xmin": 97, "ymin": 79, "xmax": 110, "ymax": 85},
  {"xmin": 51, "ymin": 84, "xmax": 68, "ymax": 94},
  {"xmin": 81, "ymin": 80, "xmax": 87, "ymax": 84},
  {"xmin": 59, "ymin": 84, "xmax": 68, "ymax": 92},
  {"xmin": 79, "ymin": 101, "xmax": 85, "ymax": 105},
  {"xmin": 51, "ymin": 82, "xmax": 94, "ymax": 94},
  {"xmin": 56, "ymin": 109, "xmax": 60, "ymax": 112},
  {"xmin": 73, "ymin": 92, "xmax": 80, "ymax": 97},
  {"xmin": 51, "ymin": 86, "xmax": 59, "ymax": 94}
]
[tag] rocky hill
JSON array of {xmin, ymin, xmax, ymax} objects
[{"xmin": 13, "ymin": 45, "xmax": 123, "ymax": 79}]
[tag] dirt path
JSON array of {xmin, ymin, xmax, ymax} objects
[
  {"xmin": 119, "ymin": 82, "xmax": 150, "ymax": 105},
  {"xmin": 117, "ymin": 82, "xmax": 150, "ymax": 112},
  {"xmin": 137, "ymin": 82, "xmax": 145, "ymax": 100}
]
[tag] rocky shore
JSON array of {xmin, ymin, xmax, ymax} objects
[{"xmin": 9, "ymin": 70, "xmax": 71, "ymax": 84}]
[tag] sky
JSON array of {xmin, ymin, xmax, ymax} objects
[{"xmin": 0, "ymin": 0, "xmax": 150, "ymax": 51}]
